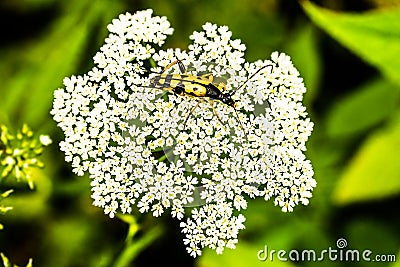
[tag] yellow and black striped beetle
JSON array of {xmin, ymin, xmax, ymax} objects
[{"xmin": 147, "ymin": 58, "xmax": 272, "ymax": 133}]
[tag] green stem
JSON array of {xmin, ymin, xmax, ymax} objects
[
  {"xmin": 157, "ymin": 147, "xmax": 175, "ymax": 162},
  {"xmin": 113, "ymin": 225, "xmax": 163, "ymax": 267}
]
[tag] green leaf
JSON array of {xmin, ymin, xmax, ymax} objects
[
  {"xmin": 326, "ymin": 78, "xmax": 400, "ymax": 138},
  {"xmin": 302, "ymin": 1, "xmax": 400, "ymax": 86},
  {"xmin": 332, "ymin": 113, "xmax": 400, "ymax": 204}
]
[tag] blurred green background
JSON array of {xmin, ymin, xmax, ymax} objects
[{"xmin": 1, "ymin": 0, "xmax": 400, "ymax": 266}]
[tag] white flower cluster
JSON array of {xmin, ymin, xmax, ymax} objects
[{"xmin": 51, "ymin": 9, "xmax": 315, "ymax": 257}]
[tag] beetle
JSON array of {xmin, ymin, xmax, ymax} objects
[{"xmin": 147, "ymin": 58, "xmax": 272, "ymax": 133}]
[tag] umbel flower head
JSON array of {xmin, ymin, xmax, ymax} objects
[
  {"xmin": 0, "ymin": 124, "xmax": 52, "ymax": 189},
  {"xmin": 51, "ymin": 9, "xmax": 315, "ymax": 257}
]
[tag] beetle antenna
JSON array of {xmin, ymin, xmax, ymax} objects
[{"xmin": 230, "ymin": 64, "xmax": 274, "ymax": 96}]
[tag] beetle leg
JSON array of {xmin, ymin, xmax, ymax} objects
[
  {"xmin": 208, "ymin": 100, "xmax": 226, "ymax": 129},
  {"xmin": 183, "ymin": 99, "xmax": 203, "ymax": 127}
]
